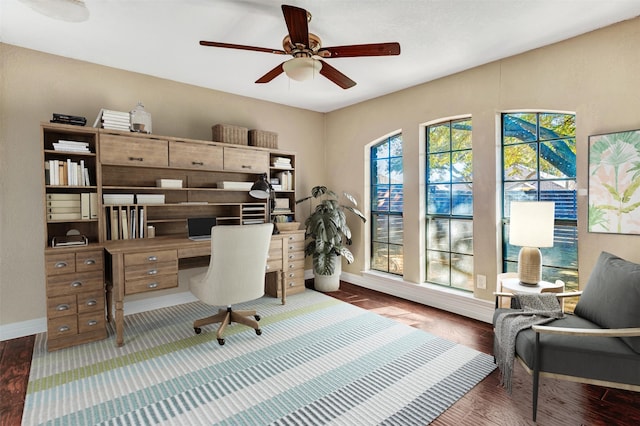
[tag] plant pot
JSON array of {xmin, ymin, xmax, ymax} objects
[{"xmin": 313, "ymin": 256, "xmax": 341, "ymax": 292}]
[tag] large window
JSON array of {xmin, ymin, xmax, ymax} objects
[
  {"xmin": 370, "ymin": 134, "xmax": 403, "ymax": 275},
  {"xmin": 501, "ymin": 112, "xmax": 578, "ymax": 290},
  {"xmin": 425, "ymin": 119, "xmax": 473, "ymax": 291}
]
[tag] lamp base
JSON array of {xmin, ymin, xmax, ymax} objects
[{"xmin": 518, "ymin": 246, "xmax": 542, "ymax": 286}]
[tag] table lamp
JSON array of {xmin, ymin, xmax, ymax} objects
[
  {"xmin": 250, "ymin": 173, "xmax": 278, "ymax": 234},
  {"xmin": 509, "ymin": 201, "xmax": 555, "ymax": 286}
]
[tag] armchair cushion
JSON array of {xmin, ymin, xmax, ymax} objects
[{"xmin": 574, "ymin": 251, "xmax": 640, "ymax": 353}]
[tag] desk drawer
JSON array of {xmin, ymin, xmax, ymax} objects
[
  {"xmin": 48, "ymin": 315, "xmax": 78, "ymax": 339},
  {"xmin": 100, "ymin": 134, "xmax": 168, "ymax": 167},
  {"xmin": 285, "ymin": 250, "xmax": 305, "ymax": 262},
  {"xmin": 47, "ymin": 295, "xmax": 77, "ymax": 319},
  {"xmin": 125, "ymin": 249, "xmax": 177, "ymax": 266},
  {"xmin": 47, "ymin": 271, "xmax": 104, "ymax": 296},
  {"xmin": 78, "ymin": 311, "xmax": 106, "ymax": 334},
  {"xmin": 78, "ymin": 290, "xmax": 105, "ymax": 314},
  {"xmin": 125, "ymin": 260, "xmax": 178, "ymax": 281},
  {"xmin": 283, "ymin": 232, "xmax": 305, "ymax": 243},
  {"xmin": 76, "ymin": 250, "xmax": 104, "ymax": 272},
  {"xmin": 46, "ymin": 253, "xmax": 76, "ymax": 276},
  {"xmin": 178, "ymin": 245, "xmax": 210, "ymax": 258},
  {"xmin": 285, "ymin": 259, "xmax": 305, "ymax": 272},
  {"xmin": 125, "ymin": 274, "xmax": 178, "ymax": 295},
  {"xmin": 169, "ymin": 140, "xmax": 223, "ymax": 170}
]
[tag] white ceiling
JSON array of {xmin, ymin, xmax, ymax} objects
[{"xmin": 2, "ymin": 0, "xmax": 640, "ymax": 113}]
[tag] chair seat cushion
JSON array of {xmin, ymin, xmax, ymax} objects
[{"xmin": 494, "ymin": 310, "xmax": 640, "ymax": 386}]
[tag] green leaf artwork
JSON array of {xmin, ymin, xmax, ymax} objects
[{"xmin": 588, "ymin": 129, "xmax": 640, "ymax": 234}]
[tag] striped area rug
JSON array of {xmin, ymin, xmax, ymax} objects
[{"xmin": 23, "ymin": 289, "xmax": 496, "ymax": 425}]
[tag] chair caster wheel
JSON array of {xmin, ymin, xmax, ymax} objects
[
  {"xmin": 194, "ymin": 327, "xmax": 202, "ymax": 334},
  {"xmin": 256, "ymin": 328, "xmax": 262, "ymax": 336},
  {"xmin": 254, "ymin": 315, "xmax": 261, "ymax": 321},
  {"xmin": 217, "ymin": 338, "xmax": 225, "ymax": 345}
]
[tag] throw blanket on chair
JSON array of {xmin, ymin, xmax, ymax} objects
[{"xmin": 494, "ymin": 293, "xmax": 564, "ymax": 393}]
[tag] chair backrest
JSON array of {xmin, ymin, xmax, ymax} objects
[{"xmin": 195, "ymin": 223, "xmax": 273, "ymax": 306}]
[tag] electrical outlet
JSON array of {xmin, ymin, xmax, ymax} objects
[{"xmin": 476, "ymin": 274, "xmax": 487, "ymax": 290}]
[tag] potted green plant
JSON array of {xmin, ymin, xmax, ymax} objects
[{"xmin": 296, "ymin": 186, "xmax": 366, "ymax": 291}]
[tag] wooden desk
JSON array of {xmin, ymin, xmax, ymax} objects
[{"xmin": 104, "ymin": 231, "xmax": 304, "ymax": 346}]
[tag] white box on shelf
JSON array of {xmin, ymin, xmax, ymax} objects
[
  {"xmin": 217, "ymin": 181, "xmax": 253, "ymax": 190},
  {"xmin": 156, "ymin": 179, "xmax": 183, "ymax": 188}
]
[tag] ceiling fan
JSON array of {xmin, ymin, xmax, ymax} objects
[{"xmin": 199, "ymin": 4, "xmax": 401, "ymax": 89}]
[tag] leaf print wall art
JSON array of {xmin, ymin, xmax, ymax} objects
[{"xmin": 588, "ymin": 129, "xmax": 640, "ymax": 234}]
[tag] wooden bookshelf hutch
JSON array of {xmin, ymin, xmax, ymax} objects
[{"xmin": 41, "ymin": 122, "xmax": 300, "ymax": 350}]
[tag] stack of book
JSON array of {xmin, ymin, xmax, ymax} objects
[
  {"xmin": 273, "ymin": 198, "xmax": 292, "ymax": 214},
  {"xmin": 93, "ymin": 108, "xmax": 130, "ymax": 131},
  {"xmin": 272, "ymin": 157, "xmax": 292, "ymax": 169},
  {"xmin": 50, "ymin": 113, "xmax": 87, "ymax": 126},
  {"xmin": 46, "ymin": 193, "xmax": 81, "ymax": 221},
  {"xmin": 136, "ymin": 194, "xmax": 165, "ymax": 204},
  {"xmin": 52, "ymin": 140, "xmax": 90, "ymax": 153}
]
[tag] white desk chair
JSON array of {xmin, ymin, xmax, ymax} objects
[{"xmin": 190, "ymin": 223, "xmax": 273, "ymax": 345}]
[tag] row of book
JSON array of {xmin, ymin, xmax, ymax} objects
[
  {"xmin": 272, "ymin": 156, "xmax": 292, "ymax": 169},
  {"xmin": 50, "ymin": 113, "xmax": 87, "ymax": 127},
  {"xmin": 273, "ymin": 197, "xmax": 292, "ymax": 215},
  {"xmin": 45, "ymin": 159, "xmax": 91, "ymax": 186},
  {"xmin": 93, "ymin": 108, "xmax": 130, "ymax": 131},
  {"xmin": 46, "ymin": 193, "xmax": 98, "ymax": 221},
  {"xmin": 105, "ymin": 205, "xmax": 146, "ymax": 240},
  {"xmin": 52, "ymin": 140, "xmax": 90, "ymax": 153},
  {"xmin": 273, "ymin": 171, "xmax": 293, "ymax": 191}
]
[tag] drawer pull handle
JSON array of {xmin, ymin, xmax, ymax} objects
[
  {"xmin": 56, "ymin": 304, "xmax": 70, "ymax": 311},
  {"xmin": 55, "ymin": 262, "xmax": 68, "ymax": 268},
  {"xmin": 288, "ymin": 273, "xmax": 295, "ymax": 278},
  {"xmin": 265, "ymin": 265, "xmax": 270, "ymax": 270},
  {"xmin": 147, "ymin": 282, "xmax": 159, "ymax": 289},
  {"xmin": 86, "ymin": 299, "xmax": 97, "ymax": 306},
  {"xmin": 84, "ymin": 259, "xmax": 96, "ymax": 265},
  {"xmin": 71, "ymin": 281, "xmax": 83, "ymax": 288},
  {"xmin": 192, "ymin": 161, "xmax": 204, "ymax": 166},
  {"xmin": 129, "ymin": 156, "xmax": 144, "ymax": 162},
  {"xmin": 147, "ymin": 269, "xmax": 158, "ymax": 275},
  {"xmin": 288, "ymin": 282, "xmax": 295, "ymax": 287},
  {"xmin": 289, "ymin": 246, "xmax": 294, "ymax": 250},
  {"xmin": 148, "ymin": 256, "xmax": 157, "ymax": 261},
  {"xmin": 241, "ymin": 165, "xmax": 252, "ymax": 169},
  {"xmin": 58, "ymin": 325, "xmax": 70, "ymax": 333},
  {"xmin": 289, "ymin": 254, "xmax": 295, "ymax": 259},
  {"xmin": 289, "ymin": 264, "xmax": 295, "ymax": 269},
  {"xmin": 86, "ymin": 320, "xmax": 98, "ymax": 326},
  {"xmin": 288, "ymin": 236, "xmax": 294, "ymax": 240}
]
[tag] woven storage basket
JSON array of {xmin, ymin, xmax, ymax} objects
[
  {"xmin": 249, "ymin": 129, "xmax": 278, "ymax": 149},
  {"xmin": 212, "ymin": 124, "xmax": 248, "ymax": 145}
]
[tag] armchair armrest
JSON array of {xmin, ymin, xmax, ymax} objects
[{"xmin": 532, "ymin": 324, "xmax": 640, "ymax": 338}]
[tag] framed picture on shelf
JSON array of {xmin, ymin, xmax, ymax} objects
[{"xmin": 587, "ymin": 128, "xmax": 640, "ymax": 235}]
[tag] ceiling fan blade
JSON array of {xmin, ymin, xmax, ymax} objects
[
  {"xmin": 200, "ymin": 40, "xmax": 286, "ymax": 55},
  {"xmin": 318, "ymin": 60, "xmax": 356, "ymax": 89},
  {"xmin": 281, "ymin": 5, "xmax": 309, "ymax": 47},
  {"xmin": 255, "ymin": 63, "xmax": 285, "ymax": 84},
  {"xmin": 318, "ymin": 42, "xmax": 401, "ymax": 58}
]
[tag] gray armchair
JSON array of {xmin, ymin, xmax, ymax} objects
[{"xmin": 493, "ymin": 252, "xmax": 640, "ymax": 421}]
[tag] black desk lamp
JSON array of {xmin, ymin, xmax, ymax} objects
[{"xmin": 250, "ymin": 173, "xmax": 278, "ymax": 234}]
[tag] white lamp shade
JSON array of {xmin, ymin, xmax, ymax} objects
[
  {"xmin": 20, "ymin": 0, "xmax": 89, "ymax": 22},
  {"xmin": 283, "ymin": 58, "xmax": 322, "ymax": 81},
  {"xmin": 509, "ymin": 201, "xmax": 555, "ymax": 248}
]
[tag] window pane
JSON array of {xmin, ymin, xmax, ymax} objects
[
  {"xmin": 539, "ymin": 113, "xmax": 575, "ymax": 140},
  {"xmin": 389, "ymin": 215, "xmax": 404, "ymax": 244},
  {"xmin": 540, "ymin": 180, "xmax": 577, "ymax": 220},
  {"xmin": 540, "ymin": 139, "xmax": 576, "ymax": 179},
  {"xmin": 503, "ymin": 143, "xmax": 538, "ymax": 180},
  {"xmin": 503, "ymin": 187, "xmax": 539, "ymax": 217},
  {"xmin": 371, "ymin": 213, "xmax": 388, "ymax": 243},
  {"xmin": 427, "ymin": 184, "xmax": 451, "ymax": 215},
  {"xmin": 372, "ymin": 185, "xmax": 389, "ymax": 212},
  {"xmin": 371, "ymin": 242, "xmax": 389, "ymax": 271},
  {"xmin": 389, "ymin": 244, "xmax": 404, "ymax": 274},
  {"xmin": 390, "ymin": 135, "xmax": 403, "ymax": 156},
  {"xmin": 451, "ymin": 254, "xmax": 473, "ymax": 291},
  {"xmin": 372, "ymin": 159, "xmax": 389, "ymax": 185},
  {"xmin": 451, "ymin": 219, "xmax": 473, "ymax": 255},
  {"xmin": 390, "ymin": 158, "xmax": 403, "ymax": 184},
  {"xmin": 452, "ymin": 184, "xmax": 473, "ymax": 215},
  {"xmin": 427, "ymin": 217, "xmax": 449, "ymax": 251},
  {"xmin": 452, "ymin": 119, "xmax": 472, "ymax": 150},
  {"xmin": 372, "ymin": 141, "xmax": 388, "ymax": 159},
  {"xmin": 389, "ymin": 185, "xmax": 403, "ymax": 212},
  {"xmin": 428, "ymin": 123, "xmax": 450, "ymax": 153},
  {"xmin": 452, "ymin": 150, "xmax": 472, "ymax": 182},
  {"xmin": 426, "ymin": 250, "xmax": 450, "ymax": 285},
  {"xmin": 503, "ymin": 113, "xmax": 537, "ymax": 144},
  {"xmin": 428, "ymin": 153, "xmax": 450, "ymax": 183}
]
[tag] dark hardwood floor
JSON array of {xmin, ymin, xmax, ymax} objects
[{"xmin": 2, "ymin": 282, "xmax": 639, "ymax": 425}]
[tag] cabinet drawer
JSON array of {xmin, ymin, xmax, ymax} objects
[
  {"xmin": 125, "ymin": 249, "xmax": 177, "ymax": 266},
  {"xmin": 78, "ymin": 290, "xmax": 105, "ymax": 313},
  {"xmin": 285, "ymin": 259, "xmax": 305, "ymax": 271},
  {"xmin": 169, "ymin": 140, "xmax": 223, "ymax": 170},
  {"xmin": 284, "ymin": 232, "xmax": 305, "ymax": 243},
  {"xmin": 47, "ymin": 271, "xmax": 104, "ymax": 296},
  {"xmin": 124, "ymin": 260, "xmax": 178, "ymax": 281},
  {"xmin": 46, "ymin": 253, "xmax": 76, "ymax": 276},
  {"xmin": 48, "ymin": 315, "xmax": 78, "ymax": 339},
  {"xmin": 47, "ymin": 295, "xmax": 77, "ymax": 319},
  {"xmin": 76, "ymin": 250, "xmax": 104, "ymax": 272},
  {"xmin": 125, "ymin": 274, "xmax": 178, "ymax": 295},
  {"xmin": 223, "ymin": 147, "xmax": 269, "ymax": 172},
  {"xmin": 284, "ymin": 275, "xmax": 305, "ymax": 290},
  {"xmin": 78, "ymin": 312, "xmax": 106, "ymax": 334},
  {"xmin": 265, "ymin": 259, "xmax": 282, "ymax": 272},
  {"xmin": 285, "ymin": 250, "xmax": 305, "ymax": 262},
  {"xmin": 100, "ymin": 134, "xmax": 168, "ymax": 167},
  {"xmin": 285, "ymin": 241, "xmax": 305, "ymax": 253}
]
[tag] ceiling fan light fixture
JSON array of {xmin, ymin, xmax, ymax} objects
[
  {"xmin": 20, "ymin": 0, "xmax": 89, "ymax": 22},
  {"xmin": 283, "ymin": 57, "xmax": 322, "ymax": 82}
]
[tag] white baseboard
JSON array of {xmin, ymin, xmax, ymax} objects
[{"xmin": 0, "ymin": 291, "xmax": 199, "ymax": 342}]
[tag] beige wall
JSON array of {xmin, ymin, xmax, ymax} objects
[
  {"xmin": 2, "ymin": 16, "xmax": 640, "ymax": 330},
  {"xmin": 0, "ymin": 44, "xmax": 325, "ymax": 326},
  {"xmin": 325, "ymin": 17, "xmax": 640, "ymax": 300}
]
